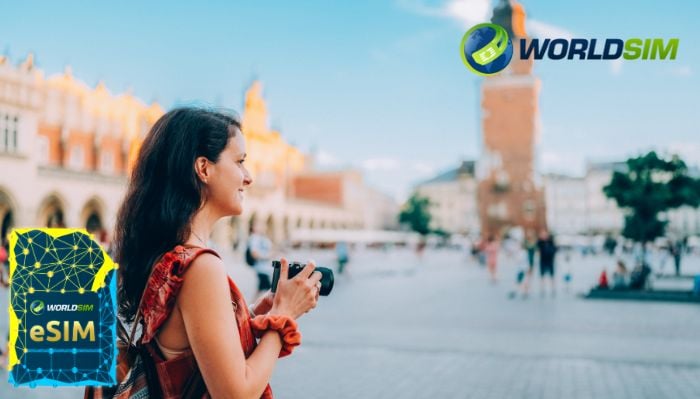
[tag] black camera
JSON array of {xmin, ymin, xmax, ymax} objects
[{"xmin": 271, "ymin": 260, "xmax": 334, "ymax": 296}]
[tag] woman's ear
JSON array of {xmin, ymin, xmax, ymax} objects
[{"xmin": 194, "ymin": 156, "xmax": 211, "ymax": 184}]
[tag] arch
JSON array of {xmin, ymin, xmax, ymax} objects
[
  {"xmin": 37, "ymin": 192, "xmax": 68, "ymax": 228},
  {"xmin": 80, "ymin": 196, "xmax": 107, "ymax": 234},
  {"xmin": 265, "ymin": 214, "xmax": 275, "ymax": 239},
  {"xmin": 282, "ymin": 215, "xmax": 290, "ymax": 241},
  {"xmin": 0, "ymin": 187, "xmax": 18, "ymax": 243},
  {"xmin": 230, "ymin": 216, "xmax": 242, "ymax": 250},
  {"xmin": 248, "ymin": 212, "xmax": 257, "ymax": 234}
]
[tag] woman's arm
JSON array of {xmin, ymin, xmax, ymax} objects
[{"xmin": 178, "ymin": 253, "xmax": 283, "ymax": 399}]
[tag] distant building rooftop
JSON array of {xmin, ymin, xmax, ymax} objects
[
  {"xmin": 418, "ymin": 160, "xmax": 475, "ymax": 186},
  {"xmin": 586, "ymin": 161, "xmax": 628, "ymax": 174}
]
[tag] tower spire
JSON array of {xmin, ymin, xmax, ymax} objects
[{"xmin": 491, "ymin": 0, "xmax": 527, "ymax": 39}]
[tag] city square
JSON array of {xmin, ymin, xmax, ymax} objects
[
  {"xmin": 1, "ymin": 0, "xmax": 699, "ymax": 398},
  {"xmin": 2, "ymin": 247, "xmax": 699, "ymax": 398}
]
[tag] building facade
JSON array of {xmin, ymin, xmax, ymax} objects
[
  {"xmin": 415, "ymin": 161, "xmax": 480, "ymax": 235},
  {"xmin": 544, "ymin": 162, "xmax": 700, "ymax": 237},
  {"xmin": 477, "ymin": 0, "xmax": 546, "ymax": 238},
  {"xmin": 0, "ymin": 55, "xmax": 396, "ymax": 251},
  {"xmin": 0, "ymin": 54, "xmax": 159, "ymax": 242}
]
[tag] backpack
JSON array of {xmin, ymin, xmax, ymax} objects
[
  {"xmin": 245, "ymin": 244, "xmax": 256, "ymax": 267},
  {"xmin": 84, "ymin": 248, "xmax": 207, "ymax": 399},
  {"xmin": 84, "ymin": 314, "xmax": 162, "ymax": 398}
]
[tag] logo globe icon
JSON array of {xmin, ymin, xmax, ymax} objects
[
  {"xmin": 30, "ymin": 300, "xmax": 45, "ymax": 316},
  {"xmin": 461, "ymin": 23, "xmax": 513, "ymax": 76}
]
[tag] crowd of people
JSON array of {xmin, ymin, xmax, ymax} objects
[
  {"xmin": 469, "ymin": 229, "xmax": 693, "ymax": 297},
  {"xmin": 472, "ymin": 229, "xmax": 561, "ymax": 298}
]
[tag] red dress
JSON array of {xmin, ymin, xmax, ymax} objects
[{"xmin": 139, "ymin": 244, "xmax": 273, "ymax": 398}]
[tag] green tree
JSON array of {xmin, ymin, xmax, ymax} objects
[
  {"xmin": 603, "ymin": 151, "xmax": 700, "ymax": 247},
  {"xmin": 399, "ymin": 193, "xmax": 432, "ymax": 236}
]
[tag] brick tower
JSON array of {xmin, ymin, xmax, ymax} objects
[{"xmin": 477, "ymin": 0, "xmax": 546, "ymax": 237}]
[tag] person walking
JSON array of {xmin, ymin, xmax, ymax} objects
[
  {"xmin": 484, "ymin": 235, "xmax": 500, "ymax": 283},
  {"xmin": 247, "ymin": 222, "xmax": 274, "ymax": 300},
  {"xmin": 537, "ymin": 230, "xmax": 558, "ymax": 297}
]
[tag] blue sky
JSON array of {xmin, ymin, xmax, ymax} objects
[{"xmin": 2, "ymin": 0, "xmax": 698, "ymax": 201}]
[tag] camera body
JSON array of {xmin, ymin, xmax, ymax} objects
[{"xmin": 271, "ymin": 261, "xmax": 334, "ymax": 296}]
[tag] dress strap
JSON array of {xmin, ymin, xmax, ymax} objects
[{"xmin": 139, "ymin": 245, "xmax": 221, "ymax": 344}]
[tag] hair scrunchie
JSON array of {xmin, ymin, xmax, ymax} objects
[{"xmin": 250, "ymin": 314, "xmax": 301, "ymax": 357}]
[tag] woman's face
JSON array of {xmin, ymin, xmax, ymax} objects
[{"xmin": 204, "ymin": 131, "xmax": 252, "ymax": 216}]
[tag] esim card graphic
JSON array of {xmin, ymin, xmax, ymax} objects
[{"xmin": 7, "ymin": 229, "xmax": 117, "ymax": 387}]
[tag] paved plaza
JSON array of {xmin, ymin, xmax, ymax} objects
[{"xmin": 1, "ymin": 248, "xmax": 699, "ymax": 398}]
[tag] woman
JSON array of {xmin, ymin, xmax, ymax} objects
[
  {"xmin": 112, "ymin": 107, "xmax": 321, "ymax": 398},
  {"xmin": 484, "ymin": 235, "xmax": 499, "ymax": 283}
]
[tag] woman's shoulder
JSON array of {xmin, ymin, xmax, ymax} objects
[
  {"xmin": 178, "ymin": 248, "xmax": 228, "ymax": 292},
  {"xmin": 140, "ymin": 245, "xmax": 226, "ymax": 343}
]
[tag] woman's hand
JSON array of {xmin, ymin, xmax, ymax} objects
[
  {"xmin": 269, "ymin": 258, "xmax": 321, "ymax": 319},
  {"xmin": 251, "ymin": 291, "xmax": 274, "ymax": 316}
]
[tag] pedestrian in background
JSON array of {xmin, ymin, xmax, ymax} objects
[
  {"xmin": 537, "ymin": 230, "xmax": 557, "ymax": 297},
  {"xmin": 336, "ymin": 241, "xmax": 349, "ymax": 275},
  {"xmin": 484, "ymin": 235, "xmax": 499, "ymax": 283},
  {"xmin": 247, "ymin": 222, "xmax": 273, "ymax": 300},
  {"xmin": 520, "ymin": 231, "xmax": 538, "ymax": 296}
]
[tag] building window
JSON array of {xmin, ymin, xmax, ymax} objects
[
  {"xmin": 12, "ymin": 116, "xmax": 18, "ymax": 151},
  {"xmin": 69, "ymin": 145, "xmax": 84, "ymax": 169},
  {"xmin": 0, "ymin": 113, "xmax": 19, "ymax": 153},
  {"xmin": 37, "ymin": 136, "xmax": 49, "ymax": 164},
  {"xmin": 523, "ymin": 200, "xmax": 536, "ymax": 221},
  {"xmin": 100, "ymin": 151, "xmax": 114, "ymax": 174},
  {"xmin": 487, "ymin": 202, "xmax": 508, "ymax": 220}
]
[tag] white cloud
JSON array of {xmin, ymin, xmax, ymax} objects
[
  {"xmin": 315, "ymin": 149, "xmax": 341, "ymax": 167},
  {"xmin": 526, "ymin": 19, "xmax": 574, "ymax": 40},
  {"xmin": 396, "ymin": 0, "xmax": 490, "ymax": 27},
  {"xmin": 444, "ymin": 0, "xmax": 491, "ymax": 27},
  {"xmin": 399, "ymin": 0, "xmax": 575, "ymax": 41},
  {"xmin": 668, "ymin": 65, "xmax": 692, "ymax": 77}
]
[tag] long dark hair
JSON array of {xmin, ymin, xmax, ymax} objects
[{"xmin": 114, "ymin": 107, "xmax": 240, "ymax": 322}]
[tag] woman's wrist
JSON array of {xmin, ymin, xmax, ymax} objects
[
  {"xmin": 267, "ymin": 305, "xmax": 293, "ymax": 319},
  {"xmin": 250, "ymin": 314, "xmax": 301, "ymax": 357}
]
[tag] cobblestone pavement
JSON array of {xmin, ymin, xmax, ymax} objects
[{"xmin": 2, "ymin": 248, "xmax": 699, "ymax": 398}]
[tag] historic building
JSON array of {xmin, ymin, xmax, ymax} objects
[
  {"xmin": 477, "ymin": 0, "xmax": 546, "ymax": 237},
  {"xmin": 0, "ymin": 54, "xmax": 395, "ymax": 251},
  {"xmin": 544, "ymin": 162, "xmax": 700, "ymax": 237},
  {"xmin": 414, "ymin": 161, "xmax": 480, "ymax": 235},
  {"xmin": 226, "ymin": 81, "xmax": 381, "ymax": 248},
  {"xmin": 0, "ymin": 54, "xmax": 160, "ymax": 241}
]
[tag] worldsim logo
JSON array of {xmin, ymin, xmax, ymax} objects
[
  {"xmin": 460, "ymin": 23, "xmax": 514, "ymax": 76},
  {"xmin": 460, "ymin": 24, "xmax": 680, "ymax": 75},
  {"xmin": 29, "ymin": 300, "xmax": 45, "ymax": 316}
]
